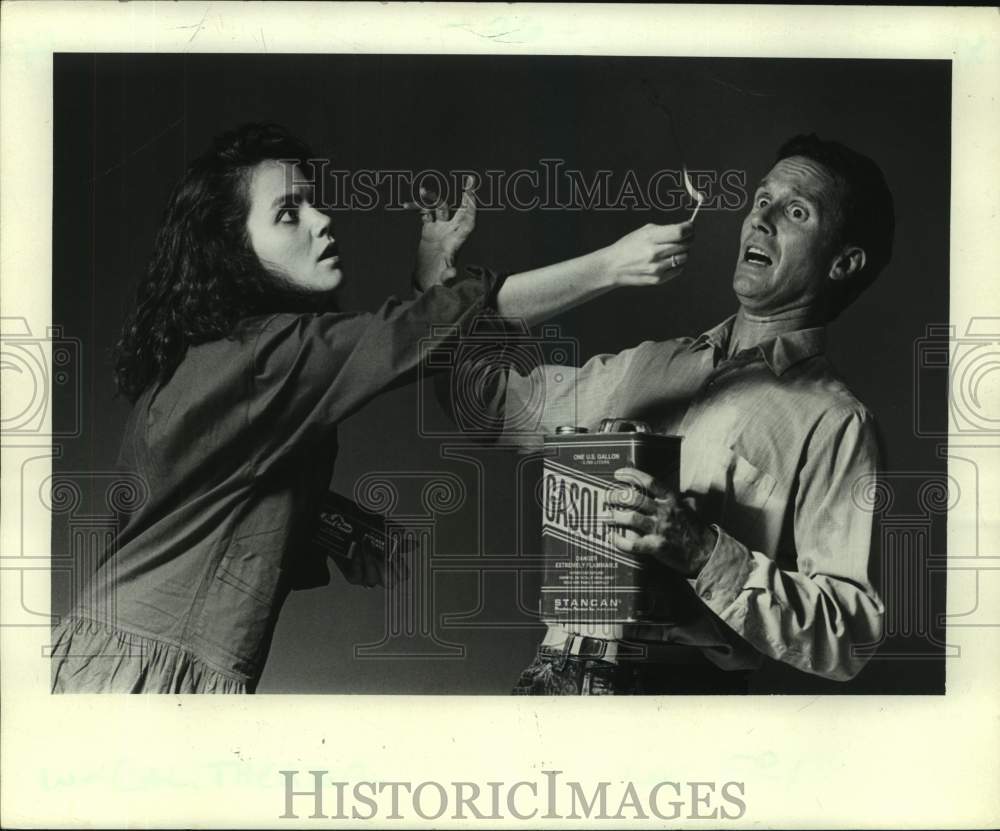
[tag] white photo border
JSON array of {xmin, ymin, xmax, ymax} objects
[{"xmin": 2, "ymin": 3, "xmax": 998, "ymax": 828}]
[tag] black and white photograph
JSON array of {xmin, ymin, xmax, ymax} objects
[
  {"xmin": 2, "ymin": 3, "xmax": 998, "ymax": 828},
  {"xmin": 46, "ymin": 53, "xmax": 948, "ymax": 697}
]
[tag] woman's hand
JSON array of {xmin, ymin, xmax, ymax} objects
[
  {"xmin": 407, "ymin": 175, "xmax": 477, "ymax": 290},
  {"xmin": 333, "ymin": 541, "xmax": 409, "ymax": 589},
  {"xmin": 493, "ymin": 218, "xmax": 694, "ymax": 327},
  {"xmin": 599, "ymin": 221, "xmax": 694, "ymax": 288}
]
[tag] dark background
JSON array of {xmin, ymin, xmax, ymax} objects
[{"xmin": 52, "ymin": 54, "xmax": 950, "ymax": 693}]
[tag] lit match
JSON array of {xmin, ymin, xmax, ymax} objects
[{"xmin": 683, "ymin": 165, "xmax": 706, "ymax": 222}]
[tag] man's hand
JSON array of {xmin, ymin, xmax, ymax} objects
[
  {"xmin": 406, "ymin": 175, "xmax": 477, "ymax": 290},
  {"xmin": 606, "ymin": 466, "xmax": 718, "ymax": 577},
  {"xmin": 599, "ymin": 221, "xmax": 694, "ymax": 288}
]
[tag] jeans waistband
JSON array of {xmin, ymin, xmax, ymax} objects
[
  {"xmin": 539, "ymin": 633, "xmax": 620, "ymax": 666},
  {"xmin": 539, "ymin": 630, "xmax": 712, "ymax": 669}
]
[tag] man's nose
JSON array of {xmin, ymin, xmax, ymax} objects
[{"xmin": 751, "ymin": 205, "xmax": 775, "ymax": 235}]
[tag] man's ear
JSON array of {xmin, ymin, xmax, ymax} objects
[{"xmin": 829, "ymin": 246, "xmax": 866, "ymax": 281}]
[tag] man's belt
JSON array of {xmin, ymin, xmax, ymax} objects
[
  {"xmin": 539, "ymin": 633, "xmax": 620, "ymax": 670},
  {"xmin": 539, "ymin": 630, "xmax": 713, "ymax": 671}
]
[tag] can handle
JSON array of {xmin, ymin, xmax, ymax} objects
[{"xmin": 597, "ymin": 418, "xmax": 650, "ymax": 434}]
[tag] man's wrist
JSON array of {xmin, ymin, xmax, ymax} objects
[
  {"xmin": 693, "ymin": 525, "xmax": 754, "ymax": 616},
  {"xmin": 689, "ymin": 523, "xmax": 719, "ymax": 577}
]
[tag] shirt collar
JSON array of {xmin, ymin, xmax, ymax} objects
[{"xmin": 688, "ymin": 314, "xmax": 826, "ymax": 376}]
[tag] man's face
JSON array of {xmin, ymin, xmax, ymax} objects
[
  {"xmin": 733, "ymin": 155, "xmax": 847, "ymax": 317},
  {"xmin": 245, "ymin": 160, "xmax": 343, "ymax": 292}
]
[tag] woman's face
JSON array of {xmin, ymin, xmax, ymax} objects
[{"xmin": 245, "ymin": 160, "xmax": 343, "ymax": 292}]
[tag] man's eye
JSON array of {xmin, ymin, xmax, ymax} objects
[
  {"xmin": 788, "ymin": 205, "xmax": 808, "ymax": 221},
  {"xmin": 277, "ymin": 208, "xmax": 298, "ymax": 224},
  {"xmin": 755, "ymin": 197, "xmax": 769, "ymax": 209}
]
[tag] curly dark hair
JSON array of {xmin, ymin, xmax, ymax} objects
[
  {"xmin": 113, "ymin": 123, "xmax": 326, "ymax": 401},
  {"xmin": 775, "ymin": 134, "xmax": 895, "ymax": 320}
]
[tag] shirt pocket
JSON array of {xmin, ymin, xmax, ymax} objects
[{"xmin": 728, "ymin": 451, "xmax": 777, "ymax": 511}]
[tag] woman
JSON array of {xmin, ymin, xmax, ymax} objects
[{"xmin": 50, "ymin": 123, "xmax": 694, "ymax": 693}]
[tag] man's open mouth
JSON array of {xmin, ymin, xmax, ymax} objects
[{"xmin": 743, "ymin": 245, "xmax": 773, "ymax": 267}]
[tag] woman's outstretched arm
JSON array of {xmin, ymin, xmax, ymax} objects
[{"xmin": 411, "ymin": 176, "xmax": 695, "ymax": 328}]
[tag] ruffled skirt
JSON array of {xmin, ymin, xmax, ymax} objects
[{"xmin": 50, "ymin": 616, "xmax": 247, "ymax": 694}]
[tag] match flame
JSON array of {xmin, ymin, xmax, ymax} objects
[{"xmin": 683, "ymin": 165, "xmax": 706, "ymax": 222}]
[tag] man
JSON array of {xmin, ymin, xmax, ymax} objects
[{"xmin": 489, "ymin": 134, "xmax": 893, "ymax": 694}]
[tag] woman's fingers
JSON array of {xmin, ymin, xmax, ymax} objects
[
  {"xmin": 653, "ymin": 241, "xmax": 692, "ymax": 261},
  {"xmin": 402, "ymin": 201, "xmax": 434, "ymax": 224},
  {"xmin": 418, "ymin": 187, "xmax": 450, "ymax": 221},
  {"xmin": 644, "ymin": 221, "xmax": 694, "ymax": 245},
  {"xmin": 373, "ymin": 554, "xmax": 390, "ymax": 588},
  {"xmin": 406, "ymin": 177, "xmax": 480, "ymax": 226},
  {"xmin": 654, "ymin": 252, "xmax": 688, "ymax": 271},
  {"xmin": 457, "ymin": 178, "xmax": 477, "ymax": 216},
  {"xmin": 340, "ymin": 542, "xmax": 366, "ymax": 585},
  {"xmin": 362, "ymin": 550, "xmax": 382, "ymax": 588}
]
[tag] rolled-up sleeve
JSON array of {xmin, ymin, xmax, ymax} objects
[{"xmin": 694, "ymin": 407, "xmax": 885, "ymax": 681}]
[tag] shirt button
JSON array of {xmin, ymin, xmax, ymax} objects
[{"xmin": 703, "ymin": 590, "xmax": 713, "ymax": 601}]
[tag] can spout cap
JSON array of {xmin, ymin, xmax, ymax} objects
[{"xmin": 598, "ymin": 418, "xmax": 650, "ymax": 434}]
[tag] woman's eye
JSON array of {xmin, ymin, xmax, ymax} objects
[{"xmin": 277, "ymin": 208, "xmax": 298, "ymax": 224}]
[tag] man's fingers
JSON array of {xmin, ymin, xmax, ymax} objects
[
  {"xmin": 609, "ymin": 508, "xmax": 655, "ymax": 535},
  {"xmin": 612, "ymin": 532, "xmax": 660, "ymax": 556},
  {"xmin": 613, "ymin": 466, "xmax": 653, "ymax": 491},
  {"xmin": 612, "ymin": 533, "xmax": 636, "ymax": 555},
  {"xmin": 613, "ymin": 467, "xmax": 669, "ymax": 499},
  {"xmin": 606, "ymin": 487, "xmax": 654, "ymax": 512},
  {"xmin": 679, "ymin": 490, "xmax": 700, "ymax": 512}
]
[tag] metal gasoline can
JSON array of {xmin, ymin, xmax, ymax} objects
[{"xmin": 539, "ymin": 419, "xmax": 682, "ymax": 638}]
